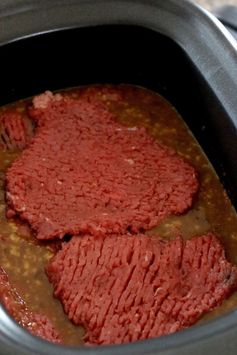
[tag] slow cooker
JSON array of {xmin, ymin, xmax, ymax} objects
[{"xmin": 0, "ymin": 0, "xmax": 237, "ymax": 354}]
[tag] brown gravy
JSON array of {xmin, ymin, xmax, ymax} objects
[{"xmin": 0, "ymin": 85, "xmax": 237, "ymax": 345}]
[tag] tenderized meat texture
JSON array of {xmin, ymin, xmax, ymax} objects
[
  {"xmin": 0, "ymin": 267, "xmax": 62, "ymax": 343},
  {"xmin": 46, "ymin": 233, "xmax": 237, "ymax": 345},
  {"xmin": 6, "ymin": 90, "xmax": 198, "ymax": 240},
  {"xmin": 0, "ymin": 109, "xmax": 33, "ymax": 150}
]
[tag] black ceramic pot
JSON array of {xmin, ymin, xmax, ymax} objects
[{"xmin": 0, "ymin": 1, "xmax": 237, "ymax": 354}]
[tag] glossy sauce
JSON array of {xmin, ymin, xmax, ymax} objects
[{"xmin": 0, "ymin": 85, "xmax": 237, "ymax": 345}]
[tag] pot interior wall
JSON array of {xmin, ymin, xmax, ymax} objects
[{"xmin": 1, "ymin": 25, "xmax": 236, "ymax": 206}]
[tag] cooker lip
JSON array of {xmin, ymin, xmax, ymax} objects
[
  {"xmin": 0, "ymin": 0, "xmax": 236, "ymax": 51},
  {"xmin": 0, "ymin": 0, "xmax": 237, "ymax": 354}
]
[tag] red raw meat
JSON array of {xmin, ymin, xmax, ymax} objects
[
  {"xmin": 0, "ymin": 267, "xmax": 62, "ymax": 343},
  {"xmin": 46, "ymin": 233, "xmax": 237, "ymax": 345},
  {"xmin": 0, "ymin": 109, "xmax": 33, "ymax": 150},
  {"xmin": 6, "ymin": 90, "xmax": 198, "ymax": 240}
]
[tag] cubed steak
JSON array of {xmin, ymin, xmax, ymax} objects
[
  {"xmin": 0, "ymin": 267, "xmax": 62, "ymax": 343},
  {"xmin": 6, "ymin": 90, "xmax": 198, "ymax": 240},
  {"xmin": 0, "ymin": 109, "xmax": 33, "ymax": 150},
  {"xmin": 46, "ymin": 233, "xmax": 237, "ymax": 345}
]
